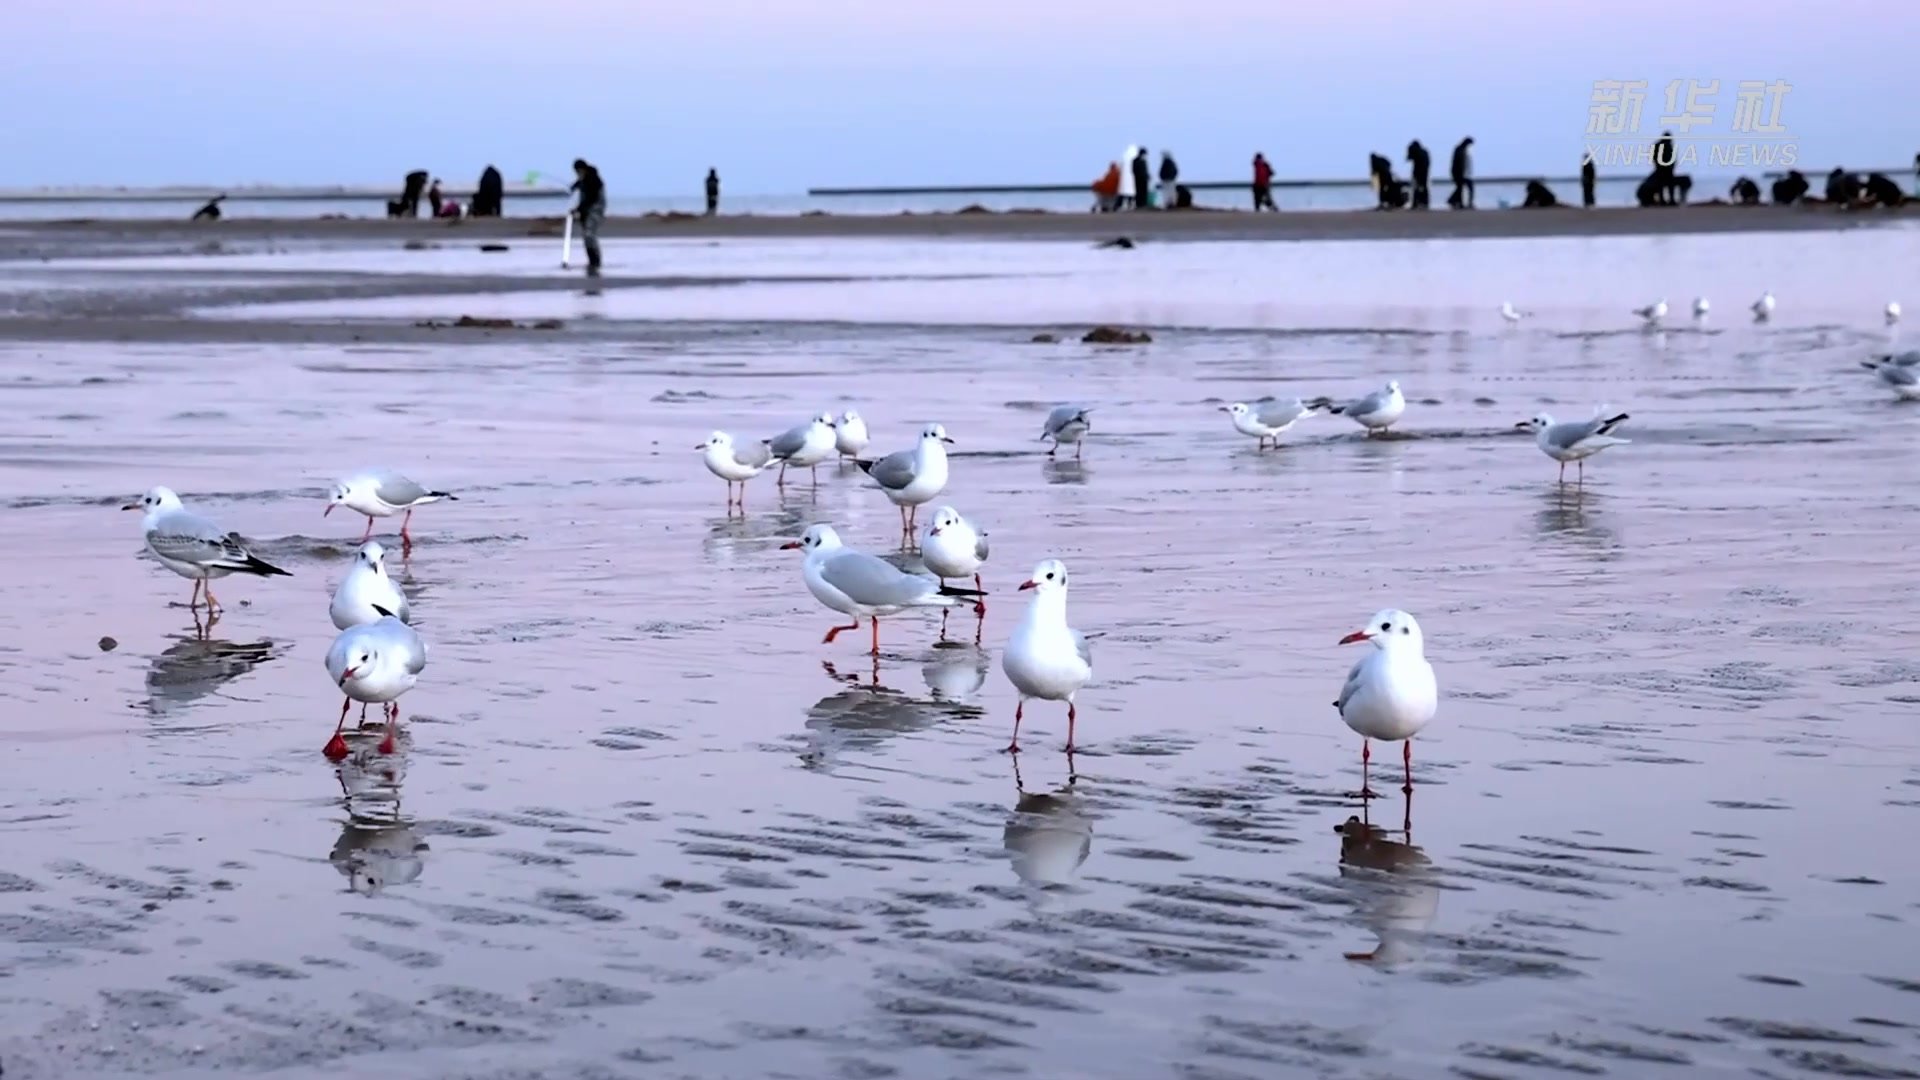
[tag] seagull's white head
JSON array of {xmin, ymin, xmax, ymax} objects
[
  {"xmin": 1019, "ymin": 558, "xmax": 1070, "ymax": 596},
  {"xmin": 1340, "ymin": 609, "xmax": 1424, "ymax": 653},
  {"xmin": 324, "ymin": 478, "xmax": 368, "ymax": 517},
  {"xmin": 355, "ymin": 541, "xmax": 389, "ymax": 575},
  {"xmin": 781, "ymin": 523, "xmax": 842, "ymax": 554},
  {"xmin": 698, "ymin": 430, "xmax": 734, "ymax": 451},
  {"xmin": 1385, "ymin": 380, "xmax": 1402, "ymax": 394},
  {"xmin": 927, "ymin": 506, "xmax": 963, "ymax": 536},
  {"xmin": 839, "ymin": 409, "xmax": 862, "ymax": 426},
  {"xmin": 1515, "ymin": 413, "xmax": 1554, "ymax": 433},
  {"xmin": 1221, "ymin": 402, "xmax": 1251, "ymax": 418},
  {"xmin": 921, "ymin": 423, "xmax": 955, "ymax": 445},
  {"xmin": 123, "ymin": 486, "xmax": 182, "ymax": 513},
  {"xmin": 812, "ymin": 412, "xmax": 835, "ymax": 428}
]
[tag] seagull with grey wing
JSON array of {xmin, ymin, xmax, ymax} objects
[
  {"xmin": 1220, "ymin": 397, "xmax": 1323, "ymax": 450},
  {"xmin": 1861, "ymin": 357, "xmax": 1920, "ymax": 401},
  {"xmin": 1040, "ymin": 404, "xmax": 1092, "ymax": 459},
  {"xmin": 1515, "ymin": 408, "xmax": 1630, "ymax": 483},
  {"xmin": 698, "ymin": 430, "xmax": 774, "ymax": 509},
  {"xmin": 124, "ymin": 486, "xmax": 291, "ymax": 611},
  {"xmin": 782, "ymin": 523, "xmax": 983, "ymax": 656},
  {"xmin": 326, "ymin": 467, "xmax": 455, "ymax": 554},
  {"xmin": 766, "ymin": 412, "xmax": 837, "ymax": 488},
  {"xmin": 1308, "ymin": 380, "xmax": 1405, "ymax": 437},
  {"xmin": 855, "ymin": 423, "xmax": 954, "ymax": 538}
]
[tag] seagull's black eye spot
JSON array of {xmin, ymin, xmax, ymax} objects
[
  {"xmin": 1401, "ymin": 626, "xmax": 1410, "ymax": 634},
  {"xmin": 1380, "ymin": 621, "xmax": 1392, "ymax": 632},
  {"xmin": 1045, "ymin": 572, "xmax": 1055, "ymax": 580}
]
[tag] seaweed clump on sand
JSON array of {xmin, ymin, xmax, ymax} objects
[
  {"xmin": 1081, "ymin": 326, "xmax": 1152, "ymax": 344},
  {"xmin": 414, "ymin": 316, "xmax": 564, "ymax": 331}
]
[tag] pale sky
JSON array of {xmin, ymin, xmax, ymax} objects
[{"xmin": 2, "ymin": 0, "xmax": 1910, "ymax": 193}]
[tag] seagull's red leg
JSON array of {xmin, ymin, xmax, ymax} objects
[
  {"xmin": 324, "ymin": 698, "xmax": 351, "ymax": 760},
  {"xmin": 1402, "ymin": 740, "xmax": 1414, "ymax": 794},
  {"xmin": 821, "ymin": 621, "xmax": 860, "ymax": 644},
  {"xmin": 1065, "ymin": 702, "xmax": 1078, "ymax": 752},
  {"xmin": 361, "ymin": 515, "xmax": 374, "ymax": 541},
  {"xmin": 400, "ymin": 508, "xmax": 415, "ymax": 553},
  {"xmin": 188, "ymin": 580, "xmax": 202, "ymax": 609},
  {"xmin": 203, "ymin": 581, "xmax": 220, "ymax": 611},
  {"xmin": 1350, "ymin": 739, "xmax": 1380, "ymax": 800},
  {"xmin": 973, "ymin": 572, "xmax": 986, "ymax": 616},
  {"xmin": 1005, "ymin": 701, "xmax": 1025, "ymax": 754},
  {"xmin": 777, "ymin": 462, "xmax": 788, "ymax": 488},
  {"xmin": 378, "ymin": 702, "xmax": 398, "ymax": 755},
  {"xmin": 869, "ymin": 617, "xmax": 881, "ymax": 657}
]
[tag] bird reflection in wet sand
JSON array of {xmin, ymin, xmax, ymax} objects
[
  {"xmin": 1005, "ymin": 753, "xmax": 1091, "ymax": 890},
  {"xmin": 330, "ymin": 740, "xmax": 427, "ymax": 895},
  {"xmin": 1334, "ymin": 799, "xmax": 1438, "ymax": 967},
  {"xmin": 922, "ymin": 643, "xmax": 990, "ymax": 709},
  {"xmin": 1535, "ymin": 486, "xmax": 1619, "ymax": 551},
  {"xmin": 1043, "ymin": 458, "xmax": 1089, "ymax": 486},
  {"xmin": 801, "ymin": 660, "xmax": 950, "ymax": 769},
  {"xmin": 144, "ymin": 611, "xmax": 279, "ymax": 716}
]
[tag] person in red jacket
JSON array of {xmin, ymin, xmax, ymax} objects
[
  {"xmin": 1092, "ymin": 162, "xmax": 1122, "ymax": 212},
  {"xmin": 1252, "ymin": 153, "xmax": 1276, "ymax": 211}
]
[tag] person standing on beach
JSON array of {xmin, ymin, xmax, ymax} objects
[
  {"xmin": 571, "ymin": 158, "xmax": 606, "ymax": 276},
  {"xmin": 1157, "ymin": 151, "xmax": 1179, "ymax": 211},
  {"xmin": 705, "ymin": 169, "xmax": 720, "ymax": 216},
  {"xmin": 1252, "ymin": 153, "xmax": 1275, "ymax": 211},
  {"xmin": 1581, "ymin": 154, "xmax": 1596, "ymax": 207},
  {"xmin": 1405, "ymin": 140, "xmax": 1431, "ymax": 209},
  {"xmin": 1448, "ymin": 137, "xmax": 1474, "ymax": 209},
  {"xmin": 1651, "ymin": 131, "xmax": 1676, "ymax": 204},
  {"xmin": 1132, "ymin": 148, "xmax": 1153, "ymax": 210}
]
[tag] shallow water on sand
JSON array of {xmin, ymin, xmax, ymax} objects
[{"xmin": 3, "ymin": 241, "xmax": 1920, "ymax": 1078}]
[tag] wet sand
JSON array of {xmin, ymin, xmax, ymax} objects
[
  {"xmin": 2, "ymin": 235, "xmax": 1920, "ymax": 1079},
  {"xmin": 4, "ymin": 201, "xmax": 1916, "ymax": 265}
]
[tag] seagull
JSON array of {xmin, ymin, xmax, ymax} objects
[
  {"xmin": 1872, "ymin": 349, "xmax": 1920, "ymax": 367},
  {"xmin": 1334, "ymin": 609, "xmax": 1438, "ymax": 799},
  {"xmin": 1515, "ymin": 409, "xmax": 1631, "ymax": 483},
  {"xmin": 1692, "ymin": 296, "xmax": 1710, "ymax": 318},
  {"xmin": 1309, "ymin": 380, "xmax": 1406, "ymax": 437},
  {"xmin": 1752, "ymin": 291, "xmax": 1775, "ymax": 322},
  {"xmin": 326, "ymin": 468, "xmax": 455, "ymax": 553},
  {"xmin": 1633, "ymin": 298, "xmax": 1668, "ymax": 326},
  {"xmin": 698, "ymin": 430, "xmax": 773, "ymax": 509},
  {"xmin": 1499, "ymin": 301, "xmax": 1528, "ymax": 323},
  {"xmin": 1040, "ymin": 405, "xmax": 1092, "ymax": 459},
  {"xmin": 854, "ymin": 423, "xmax": 954, "ymax": 536},
  {"xmin": 1888, "ymin": 301, "xmax": 1903, "ymax": 326},
  {"xmin": 833, "ymin": 410, "xmax": 870, "ymax": 460},
  {"xmin": 1001, "ymin": 559, "xmax": 1093, "ymax": 754},
  {"xmin": 1221, "ymin": 397, "xmax": 1322, "ymax": 450},
  {"xmin": 323, "ymin": 610, "xmax": 427, "ymax": 761},
  {"xmin": 766, "ymin": 412, "xmax": 837, "ymax": 488},
  {"xmin": 1861, "ymin": 358, "xmax": 1920, "ymax": 400},
  {"xmin": 123, "ymin": 486, "xmax": 290, "ymax": 611},
  {"xmin": 781, "ymin": 523, "xmax": 982, "ymax": 656},
  {"xmin": 330, "ymin": 541, "xmax": 409, "ymax": 630},
  {"xmin": 921, "ymin": 505, "xmax": 990, "ymax": 624}
]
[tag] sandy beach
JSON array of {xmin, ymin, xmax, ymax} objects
[{"xmin": 1, "ymin": 227, "xmax": 1918, "ymax": 1079}]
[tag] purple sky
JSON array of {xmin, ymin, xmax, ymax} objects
[{"xmin": 3, "ymin": 0, "xmax": 1910, "ymax": 193}]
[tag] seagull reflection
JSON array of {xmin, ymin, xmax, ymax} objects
[
  {"xmin": 800, "ymin": 660, "xmax": 951, "ymax": 769},
  {"xmin": 1334, "ymin": 798, "xmax": 1438, "ymax": 967},
  {"xmin": 922, "ymin": 643, "xmax": 990, "ymax": 708},
  {"xmin": 703, "ymin": 502, "xmax": 810, "ymax": 564},
  {"xmin": 330, "ymin": 741, "xmax": 427, "ymax": 895},
  {"xmin": 1042, "ymin": 458, "xmax": 1088, "ymax": 486},
  {"xmin": 1005, "ymin": 752, "xmax": 1091, "ymax": 889},
  {"xmin": 1534, "ymin": 485, "xmax": 1619, "ymax": 554},
  {"xmin": 144, "ymin": 612, "xmax": 279, "ymax": 716}
]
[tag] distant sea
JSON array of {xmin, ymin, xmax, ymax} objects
[{"xmin": 0, "ymin": 177, "xmax": 1727, "ymax": 221}]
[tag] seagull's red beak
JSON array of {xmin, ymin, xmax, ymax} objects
[
  {"xmin": 1018, "ymin": 579, "xmax": 1037, "ymax": 591},
  {"xmin": 338, "ymin": 667, "xmax": 358, "ymax": 685},
  {"xmin": 323, "ymin": 504, "xmax": 335, "ymax": 517},
  {"xmin": 779, "ymin": 541, "xmax": 801, "ymax": 550},
  {"xmin": 120, "ymin": 503, "xmax": 139, "ymax": 512},
  {"xmin": 1338, "ymin": 631, "xmax": 1370, "ymax": 645},
  {"xmin": 929, "ymin": 526, "xmax": 943, "ymax": 536}
]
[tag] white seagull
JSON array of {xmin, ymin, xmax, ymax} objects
[
  {"xmin": 1221, "ymin": 397, "xmax": 1322, "ymax": 450},
  {"xmin": 330, "ymin": 541, "xmax": 410, "ymax": 630},
  {"xmin": 1311, "ymin": 381, "xmax": 1406, "ymax": 437},
  {"xmin": 766, "ymin": 412, "xmax": 837, "ymax": 487},
  {"xmin": 123, "ymin": 486, "xmax": 290, "ymax": 611},
  {"xmin": 1888, "ymin": 301, "xmax": 1903, "ymax": 326},
  {"xmin": 1515, "ymin": 409, "xmax": 1631, "ymax": 483},
  {"xmin": 1040, "ymin": 405, "xmax": 1093, "ymax": 459},
  {"xmin": 1001, "ymin": 559, "xmax": 1093, "ymax": 754},
  {"xmin": 1633, "ymin": 298, "xmax": 1668, "ymax": 326},
  {"xmin": 1861, "ymin": 357, "xmax": 1920, "ymax": 401},
  {"xmin": 921, "ymin": 506, "xmax": 990, "ymax": 624},
  {"xmin": 1499, "ymin": 301, "xmax": 1528, "ymax": 323},
  {"xmin": 1692, "ymin": 296, "xmax": 1710, "ymax": 318},
  {"xmin": 855, "ymin": 423, "xmax": 954, "ymax": 535},
  {"xmin": 1752, "ymin": 291, "xmax": 1775, "ymax": 322},
  {"xmin": 1335, "ymin": 609, "xmax": 1438, "ymax": 799},
  {"xmin": 833, "ymin": 410, "xmax": 870, "ymax": 459},
  {"xmin": 698, "ymin": 430, "xmax": 774, "ymax": 509},
  {"xmin": 781, "ymin": 524, "xmax": 982, "ymax": 656},
  {"xmin": 326, "ymin": 468, "xmax": 455, "ymax": 552},
  {"xmin": 323, "ymin": 612, "xmax": 427, "ymax": 761}
]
